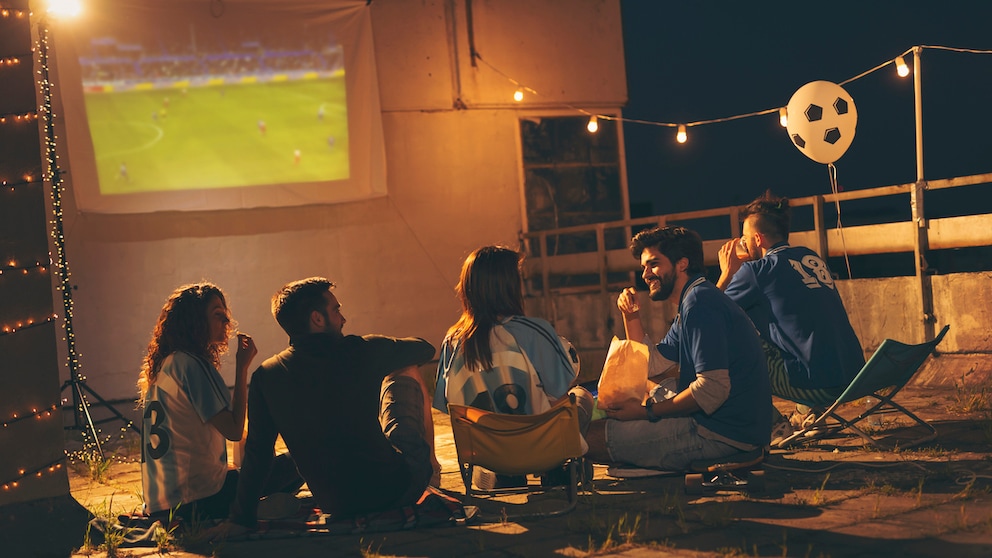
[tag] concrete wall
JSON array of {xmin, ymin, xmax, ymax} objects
[
  {"xmin": 58, "ymin": 0, "xmax": 627, "ymax": 401},
  {"xmin": 537, "ymin": 271, "xmax": 992, "ymax": 387}
]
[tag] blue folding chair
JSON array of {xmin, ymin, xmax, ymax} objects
[{"xmin": 778, "ymin": 324, "xmax": 950, "ymax": 449}]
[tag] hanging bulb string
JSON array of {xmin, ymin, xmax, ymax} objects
[
  {"xmin": 0, "ymin": 458, "xmax": 66, "ymax": 491},
  {"xmin": 473, "ymin": 52, "xmax": 540, "ymax": 98},
  {"xmin": 477, "ymin": 44, "xmax": 992, "ymax": 133},
  {"xmin": 919, "ymin": 45, "xmax": 992, "ymax": 55},
  {"xmin": 2, "ymin": 403, "xmax": 60, "ymax": 428}
]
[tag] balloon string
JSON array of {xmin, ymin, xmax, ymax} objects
[{"xmin": 827, "ymin": 163, "xmax": 853, "ymax": 280}]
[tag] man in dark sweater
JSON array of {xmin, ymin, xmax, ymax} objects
[{"xmin": 223, "ymin": 277, "xmax": 439, "ymax": 530}]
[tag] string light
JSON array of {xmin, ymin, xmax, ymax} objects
[
  {"xmin": 0, "ymin": 111, "xmax": 39, "ymax": 123},
  {"xmin": 2, "ymin": 404, "xmax": 59, "ymax": 429},
  {"xmin": 0, "ymin": 459, "xmax": 65, "ymax": 492},
  {"xmin": 894, "ymin": 55, "xmax": 910, "ymax": 77},
  {"xmin": 477, "ymin": 44, "xmax": 992, "ymax": 146},
  {"xmin": 779, "ymin": 107, "xmax": 788, "ymax": 128},
  {"xmin": 0, "ymin": 314, "xmax": 57, "ymax": 336},
  {"xmin": 0, "ymin": 259, "xmax": 50, "ymax": 277},
  {"xmin": 0, "ymin": 7, "xmax": 29, "ymax": 18},
  {"xmin": 586, "ymin": 115, "xmax": 599, "ymax": 133}
]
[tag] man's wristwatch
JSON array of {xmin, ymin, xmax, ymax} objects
[{"xmin": 644, "ymin": 402, "xmax": 663, "ymax": 423}]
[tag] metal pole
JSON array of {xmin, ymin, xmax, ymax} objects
[
  {"xmin": 910, "ymin": 46, "xmax": 935, "ymax": 342},
  {"xmin": 913, "ymin": 47, "xmax": 924, "ymax": 181}
]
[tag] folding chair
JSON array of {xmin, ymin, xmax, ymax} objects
[
  {"xmin": 448, "ymin": 393, "xmax": 587, "ymax": 519},
  {"xmin": 778, "ymin": 324, "xmax": 950, "ymax": 449}
]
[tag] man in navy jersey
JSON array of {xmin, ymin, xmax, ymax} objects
[
  {"xmin": 717, "ymin": 191, "xmax": 865, "ymax": 429},
  {"xmin": 586, "ymin": 226, "xmax": 771, "ymax": 470}
]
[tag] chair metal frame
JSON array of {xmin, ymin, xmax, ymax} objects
[
  {"xmin": 778, "ymin": 324, "xmax": 950, "ymax": 449},
  {"xmin": 447, "ymin": 393, "xmax": 586, "ymax": 519}
]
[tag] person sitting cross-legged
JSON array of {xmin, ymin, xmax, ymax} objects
[
  {"xmin": 586, "ymin": 226, "xmax": 772, "ymax": 471},
  {"xmin": 209, "ymin": 277, "xmax": 440, "ymax": 538}
]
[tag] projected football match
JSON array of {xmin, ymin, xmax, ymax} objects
[{"xmin": 76, "ymin": 4, "xmax": 349, "ymax": 195}]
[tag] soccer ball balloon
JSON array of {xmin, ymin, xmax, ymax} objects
[{"xmin": 785, "ymin": 80, "xmax": 858, "ymax": 164}]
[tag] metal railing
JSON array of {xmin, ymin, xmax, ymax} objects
[{"xmin": 520, "ymin": 172, "xmax": 992, "ymax": 342}]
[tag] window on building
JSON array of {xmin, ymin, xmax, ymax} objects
[{"xmin": 519, "ymin": 114, "xmax": 629, "ymax": 290}]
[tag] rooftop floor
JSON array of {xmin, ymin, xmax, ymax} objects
[{"xmin": 67, "ymin": 383, "xmax": 992, "ymax": 557}]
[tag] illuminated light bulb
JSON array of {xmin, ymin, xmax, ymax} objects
[
  {"xmin": 47, "ymin": 0, "xmax": 82, "ymax": 18},
  {"xmin": 586, "ymin": 116, "xmax": 599, "ymax": 133},
  {"xmin": 895, "ymin": 56, "xmax": 909, "ymax": 77},
  {"xmin": 676, "ymin": 125, "xmax": 687, "ymax": 144},
  {"xmin": 513, "ymin": 89, "xmax": 524, "ymax": 102},
  {"xmin": 779, "ymin": 107, "xmax": 788, "ymax": 128}
]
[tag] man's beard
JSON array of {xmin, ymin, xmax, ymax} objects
[{"xmin": 648, "ymin": 269, "xmax": 676, "ymax": 302}]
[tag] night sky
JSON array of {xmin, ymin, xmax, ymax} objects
[{"xmin": 620, "ymin": 1, "xmax": 992, "ymax": 231}]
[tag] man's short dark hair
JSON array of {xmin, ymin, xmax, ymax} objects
[
  {"xmin": 741, "ymin": 190, "xmax": 791, "ymax": 242},
  {"xmin": 272, "ymin": 277, "xmax": 335, "ymax": 337},
  {"xmin": 629, "ymin": 226, "xmax": 705, "ymax": 274}
]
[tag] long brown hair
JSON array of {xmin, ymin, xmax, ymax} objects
[
  {"xmin": 446, "ymin": 246, "xmax": 524, "ymax": 370},
  {"xmin": 137, "ymin": 283, "xmax": 233, "ymax": 404}
]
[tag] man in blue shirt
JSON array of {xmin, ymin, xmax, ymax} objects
[
  {"xmin": 586, "ymin": 227, "xmax": 771, "ymax": 470},
  {"xmin": 717, "ymin": 192, "xmax": 865, "ymax": 425}
]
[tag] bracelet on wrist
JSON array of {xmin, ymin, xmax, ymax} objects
[{"xmin": 644, "ymin": 402, "xmax": 663, "ymax": 423}]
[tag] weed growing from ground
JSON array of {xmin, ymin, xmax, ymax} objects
[
  {"xmin": 948, "ymin": 384, "xmax": 990, "ymax": 415},
  {"xmin": 81, "ymin": 450, "xmax": 113, "ymax": 483}
]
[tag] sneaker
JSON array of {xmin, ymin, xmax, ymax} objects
[
  {"xmin": 789, "ymin": 409, "xmax": 818, "ymax": 429},
  {"xmin": 770, "ymin": 416, "xmax": 795, "ymax": 446},
  {"xmin": 472, "ymin": 467, "xmax": 527, "ymax": 490}
]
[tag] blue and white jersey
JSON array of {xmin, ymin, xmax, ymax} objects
[
  {"xmin": 434, "ymin": 316, "xmax": 578, "ymax": 415},
  {"xmin": 657, "ymin": 275, "xmax": 772, "ymax": 448},
  {"xmin": 724, "ymin": 242, "xmax": 865, "ymax": 389},
  {"xmin": 141, "ymin": 351, "xmax": 230, "ymax": 514}
]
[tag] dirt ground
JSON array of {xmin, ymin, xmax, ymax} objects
[{"xmin": 64, "ymin": 383, "xmax": 992, "ymax": 557}]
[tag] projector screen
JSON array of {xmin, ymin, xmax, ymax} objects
[{"xmin": 53, "ymin": 0, "xmax": 386, "ymax": 213}]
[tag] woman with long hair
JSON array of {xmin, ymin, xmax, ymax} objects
[
  {"xmin": 433, "ymin": 245, "xmax": 592, "ymax": 421},
  {"xmin": 138, "ymin": 282, "xmax": 257, "ymax": 522}
]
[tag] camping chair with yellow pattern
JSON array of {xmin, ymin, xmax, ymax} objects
[
  {"xmin": 447, "ymin": 393, "xmax": 588, "ymax": 519},
  {"xmin": 777, "ymin": 324, "xmax": 950, "ymax": 449}
]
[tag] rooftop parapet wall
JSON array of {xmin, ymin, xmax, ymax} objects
[{"xmin": 528, "ymin": 271, "xmax": 992, "ymax": 388}]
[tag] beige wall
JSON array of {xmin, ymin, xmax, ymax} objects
[{"xmin": 57, "ymin": 0, "xmax": 627, "ymax": 400}]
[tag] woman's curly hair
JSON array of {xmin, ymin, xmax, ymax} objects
[{"xmin": 137, "ymin": 283, "xmax": 234, "ymax": 404}]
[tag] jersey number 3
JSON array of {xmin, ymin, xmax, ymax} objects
[
  {"xmin": 788, "ymin": 256, "xmax": 835, "ymax": 290},
  {"xmin": 143, "ymin": 401, "xmax": 171, "ymax": 461}
]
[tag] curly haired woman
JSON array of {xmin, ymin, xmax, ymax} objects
[{"xmin": 138, "ymin": 283, "xmax": 258, "ymax": 522}]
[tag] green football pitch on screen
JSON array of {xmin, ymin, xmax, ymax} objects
[{"xmin": 84, "ymin": 77, "xmax": 349, "ymax": 194}]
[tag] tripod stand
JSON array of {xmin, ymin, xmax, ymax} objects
[
  {"xmin": 60, "ymin": 374, "xmax": 141, "ymax": 459},
  {"xmin": 37, "ymin": 19, "xmax": 139, "ymax": 458}
]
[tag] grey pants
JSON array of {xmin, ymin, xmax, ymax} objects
[{"xmin": 379, "ymin": 374, "xmax": 433, "ymax": 506}]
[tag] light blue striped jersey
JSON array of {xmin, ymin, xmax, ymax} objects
[
  {"xmin": 141, "ymin": 351, "xmax": 230, "ymax": 514},
  {"xmin": 434, "ymin": 316, "xmax": 579, "ymax": 415}
]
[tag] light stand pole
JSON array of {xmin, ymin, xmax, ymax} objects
[{"xmin": 36, "ymin": 14, "xmax": 138, "ymax": 459}]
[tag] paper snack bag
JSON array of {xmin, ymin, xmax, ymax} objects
[{"xmin": 597, "ymin": 336, "xmax": 649, "ymax": 408}]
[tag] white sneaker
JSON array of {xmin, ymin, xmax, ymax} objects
[
  {"xmin": 790, "ymin": 409, "xmax": 818, "ymax": 429},
  {"xmin": 770, "ymin": 416, "xmax": 795, "ymax": 446}
]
